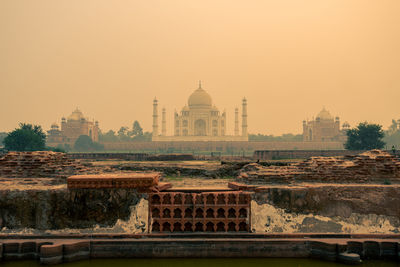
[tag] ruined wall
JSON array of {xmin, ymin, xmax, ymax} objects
[
  {"xmin": 250, "ymin": 185, "xmax": 400, "ymax": 234},
  {"xmin": 0, "ymin": 187, "xmax": 144, "ymax": 230},
  {"xmin": 253, "ymin": 150, "xmax": 366, "ymax": 160},
  {"xmin": 252, "ymin": 185, "xmax": 400, "ymax": 222},
  {"xmin": 101, "ymin": 141, "xmax": 344, "ymax": 152},
  {"xmin": 0, "ymin": 152, "xmax": 90, "ymax": 178},
  {"xmin": 239, "ymin": 150, "xmax": 400, "ymax": 184}
]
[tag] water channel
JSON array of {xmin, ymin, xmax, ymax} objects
[{"xmin": 0, "ymin": 258, "xmax": 399, "ymax": 267}]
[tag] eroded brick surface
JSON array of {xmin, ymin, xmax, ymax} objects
[
  {"xmin": 149, "ymin": 191, "xmax": 251, "ymax": 233},
  {"xmin": 67, "ymin": 173, "xmax": 160, "ymax": 189},
  {"xmin": 0, "ymin": 151, "xmax": 88, "ymax": 178},
  {"xmin": 238, "ymin": 150, "xmax": 400, "ymax": 184}
]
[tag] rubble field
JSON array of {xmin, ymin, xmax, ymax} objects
[{"xmin": 238, "ymin": 150, "xmax": 400, "ymax": 184}]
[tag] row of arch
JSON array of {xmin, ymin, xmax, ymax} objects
[
  {"xmin": 151, "ymin": 193, "xmax": 250, "ymax": 206},
  {"xmin": 175, "ymin": 120, "xmax": 225, "ymax": 127},
  {"xmin": 152, "ymin": 207, "xmax": 247, "ymax": 219},
  {"xmin": 152, "ymin": 221, "xmax": 248, "ymax": 232}
]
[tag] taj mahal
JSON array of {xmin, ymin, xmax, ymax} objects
[{"xmin": 152, "ymin": 82, "xmax": 248, "ymax": 141}]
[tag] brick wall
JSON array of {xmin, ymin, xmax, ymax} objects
[
  {"xmin": 101, "ymin": 141, "xmax": 344, "ymax": 152},
  {"xmin": 149, "ymin": 191, "xmax": 251, "ymax": 233}
]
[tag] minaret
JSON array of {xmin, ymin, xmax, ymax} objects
[
  {"xmin": 242, "ymin": 98, "xmax": 248, "ymax": 137},
  {"xmin": 234, "ymin": 107, "xmax": 239, "ymax": 136},
  {"xmin": 152, "ymin": 98, "xmax": 158, "ymax": 137},
  {"xmin": 162, "ymin": 107, "xmax": 166, "ymax": 136}
]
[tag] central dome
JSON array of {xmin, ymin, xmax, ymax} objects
[
  {"xmin": 316, "ymin": 107, "xmax": 333, "ymax": 121},
  {"xmin": 67, "ymin": 108, "xmax": 84, "ymax": 121},
  {"xmin": 188, "ymin": 83, "xmax": 212, "ymax": 108}
]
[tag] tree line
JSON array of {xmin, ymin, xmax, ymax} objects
[
  {"xmin": 99, "ymin": 120, "xmax": 152, "ymax": 142},
  {"xmin": 1, "ymin": 120, "xmax": 399, "ymax": 152}
]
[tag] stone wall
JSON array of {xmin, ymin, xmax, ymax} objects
[
  {"xmin": 0, "ymin": 235, "xmax": 399, "ymax": 265},
  {"xmin": 253, "ymin": 150, "xmax": 366, "ymax": 160},
  {"xmin": 68, "ymin": 153, "xmax": 149, "ymax": 161},
  {"xmin": 0, "ymin": 187, "xmax": 144, "ymax": 230},
  {"xmin": 251, "ymin": 184, "xmax": 400, "ymax": 219},
  {"xmin": 101, "ymin": 141, "xmax": 344, "ymax": 152}
]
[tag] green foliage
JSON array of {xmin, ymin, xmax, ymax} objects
[
  {"xmin": 387, "ymin": 119, "xmax": 399, "ymax": 135},
  {"xmin": 3, "ymin": 123, "xmax": 46, "ymax": 151},
  {"xmin": 130, "ymin": 120, "xmax": 143, "ymax": 137},
  {"xmin": 117, "ymin": 126, "xmax": 130, "ymax": 141},
  {"xmin": 99, "ymin": 130, "xmax": 119, "ymax": 142},
  {"xmin": 249, "ymin": 133, "xmax": 303, "ymax": 142},
  {"xmin": 74, "ymin": 135, "xmax": 104, "ymax": 151},
  {"xmin": 344, "ymin": 122, "xmax": 385, "ymax": 150},
  {"xmin": 384, "ymin": 130, "xmax": 400, "ymax": 149},
  {"xmin": 383, "ymin": 179, "xmax": 391, "ymax": 185},
  {"xmin": 131, "ymin": 131, "xmax": 152, "ymax": 142},
  {"xmin": 98, "ymin": 120, "xmax": 151, "ymax": 143},
  {"xmin": 0, "ymin": 132, "xmax": 7, "ymax": 146}
]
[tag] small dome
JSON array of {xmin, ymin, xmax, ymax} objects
[
  {"xmin": 51, "ymin": 123, "xmax": 59, "ymax": 129},
  {"xmin": 342, "ymin": 122, "xmax": 350, "ymax": 128},
  {"xmin": 188, "ymin": 83, "xmax": 212, "ymax": 108},
  {"xmin": 67, "ymin": 108, "xmax": 84, "ymax": 121},
  {"xmin": 182, "ymin": 105, "xmax": 189, "ymax": 111},
  {"xmin": 316, "ymin": 107, "xmax": 333, "ymax": 121}
]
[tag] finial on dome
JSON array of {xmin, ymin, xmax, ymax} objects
[{"xmin": 198, "ymin": 80, "xmax": 202, "ymax": 89}]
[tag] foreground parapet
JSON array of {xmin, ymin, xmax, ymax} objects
[
  {"xmin": 0, "ymin": 234, "xmax": 399, "ymax": 265},
  {"xmin": 67, "ymin": 173, "xmax": 160, "ymax": 190}
]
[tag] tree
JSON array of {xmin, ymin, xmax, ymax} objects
[
  {"xmin": 384, "ymin": 129, "xmax": 400, "ymax": 149},
  {"xmin": 248, "ymin": 133, "xmax": 303, "ymax": 142},
  {"xmin": 344, "ymin": 122, "xmax": 385, "ymax": 150},
  {"xmin": 3, "ymin": 123, "xmax": 46, "ymax": 151},
  {"xmin": 130, "ymin": 121, "xmax": 143, "ymax": 137},
  {"xmin": 0, "ymin": 132, "xmax": 7, "ymax": 147},
  {"xmin": 388, "ymin": 119, "xmax": 399, "ymax": 135},
  {"xmin": 117, "ymin": 126, "xmax": 130, "ymax": 141},
  {"xmin": 132, "ymin": 131, "xmax": 152, "ymax": 142},
  {"xmin": 99, "ymin": 130, "xmax": 119, "ymax": 142},
  {"xmin": 74, "ymin": 135, "xmax": 104, "ymax": 151}
]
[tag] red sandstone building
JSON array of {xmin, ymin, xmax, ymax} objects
[
  {"xmin": 47, "ymin": 109, "xmax": 99, "ymax": 146},
  {"xmin": 302, "ymin": 108, "xmax": 349, "ymax": 142}
]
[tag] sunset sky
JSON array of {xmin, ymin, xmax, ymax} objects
[{"xmin": 1, "ymin": 0, "xmax": 399, "ymax": 135}]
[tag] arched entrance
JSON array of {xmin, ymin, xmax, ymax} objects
[{"xmin": 194, "ymin": 119, "xmax": 206, "ymax": 136}]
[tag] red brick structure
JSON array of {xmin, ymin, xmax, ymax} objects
[
  {"xmin": 239, "ymin": 150, "xmax": 400, "ymax": 184},
  {"xmin": 47, "ymin": 108, "xmax": 99, "ymax": 146},
  {"xmin": 0, "ymin": 151, "xmax": 88, "ymax": 178},
  {"xmin": 149, "ymin": 191, "xmax": 251, "ymax": 233},
  {"xmin": 67, "ymin": 173, "xmax": 160, "ymax": 190}
]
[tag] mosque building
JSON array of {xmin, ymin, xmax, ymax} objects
[
  {"xmin": 302, "ymin": 107, "xmax": 348, "ymax": 142},
  {"xmin": 152, "ymin": 82, "xmax": 248, "ymax": 141},
  {"xmin": 47, "ymin": 108, "xmax": 99, "ymax": 146}
]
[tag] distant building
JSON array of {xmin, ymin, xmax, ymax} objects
[
  {"xmin": 152, "ymin": 82, "xmax": 248, "ymax": 141},
  {"xmin": 303, "ymin": 108, "xmax": 348, "ymax": 142},
  {"xmin": 47, "ymin": 108, "xmax": 99, "ymax": 146}
]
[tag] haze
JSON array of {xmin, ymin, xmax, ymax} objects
[{"xmin": 0, "ymin": 0, "xmax": 399, "ymax": 135}]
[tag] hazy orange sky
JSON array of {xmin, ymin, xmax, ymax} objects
[{"xmin": 1, "ymin": 0, "xmax": 399, "ymax": 135}]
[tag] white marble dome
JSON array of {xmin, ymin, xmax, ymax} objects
[{"xmin": 188, "ymin": 85, "xmax": 212, "ymax": 108}]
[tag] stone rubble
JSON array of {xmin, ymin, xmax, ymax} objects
[
  {"xmin": 237, "ymin": 150, "xmax": 400, "ymax": 184},
  {"xmin": 0, "ymin": 151, "xmax": 90, "ymax": 178}
]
